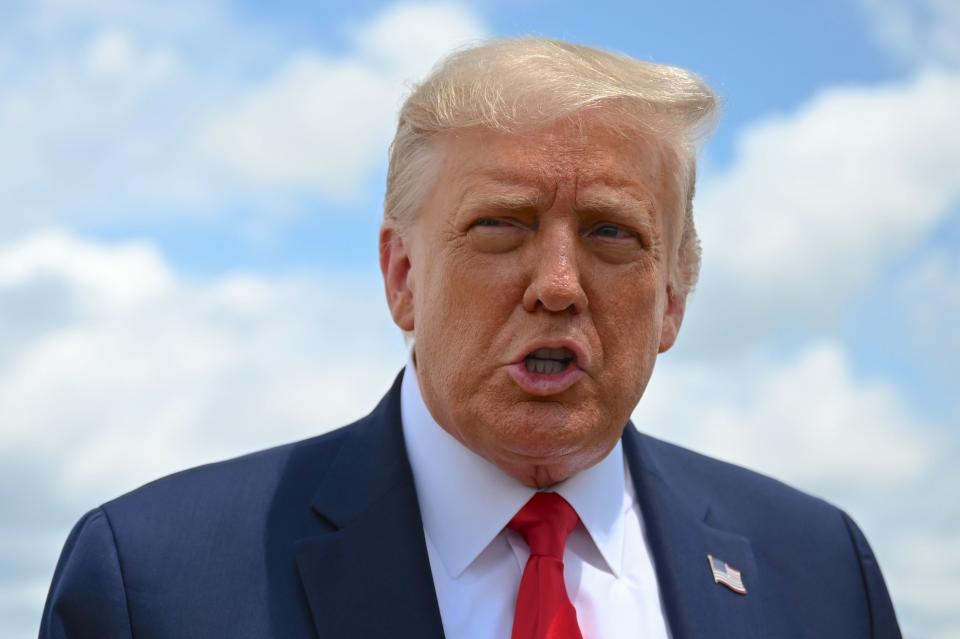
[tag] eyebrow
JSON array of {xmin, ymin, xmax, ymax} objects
[
  {"xmin": 459, "ymin": 190, "xmax": 544, "ymax": 212},
  {"xmin": 456, "ymin": 169, "xmax": 547, "ymax": 212},
  {"xmin": 456, "ymin": 170, "xmax": 658, "ymax": 221},
  {"xmin": 574, "ymin": 189, "xmax": 656, "ymax": 219}
]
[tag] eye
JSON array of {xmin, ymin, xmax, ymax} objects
[
  {"xmin": 467, "ymin": 216, "xmax": 528, "ymax": 253},
  {"xmin": 590, "ymin": 224, "xmax": 635, "ymax": 240},
  {"xmin": 474, "ymin": 217, "xmax": 509, "ymax": 227},
  {"xmin": 584, "ymin": 221, "xmax": 651, "ymax": 264}
]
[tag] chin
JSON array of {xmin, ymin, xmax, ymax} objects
[
  {"xmin": 490, "ymin": 428, "xmax": 608, "ymax": 488},
  {"xmin": 485, "ymin": 403, "xmax": 603, "ymax": 460}
]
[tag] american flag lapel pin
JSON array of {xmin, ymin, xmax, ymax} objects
[{"xmin": 707, "ymin": 554, "xmax": 748, "ymax": 595}]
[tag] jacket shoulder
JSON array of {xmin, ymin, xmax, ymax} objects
[
  {"xmin": 96, "ymin": 420, "xmax": 362, "ymax": 578},
  {"xmin": 40, "ymin": 508, "xmax": 134, "ymax": 639},
  {"xmin": 635, "ymin": 431, "xmax": 846, "ymax": 534},
  {"xmin": 103, "ymin": 423, "xmax": 355, "ymax": 529}
]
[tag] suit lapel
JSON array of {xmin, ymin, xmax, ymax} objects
[
  {"xmin": 294, "ymin": 372, "xmax": 445, "ymax": 639},
  {"xmin": 623, "ymin": 426, "xmax": 768, "ymax": 639}
]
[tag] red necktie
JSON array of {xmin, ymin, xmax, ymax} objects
[{"xmin": 508, "ymin": 492, "xmax": 584, "ymax": 639}]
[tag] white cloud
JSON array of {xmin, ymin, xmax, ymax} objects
[
  {"xmin": 0, "ymin": 229, "xmax": 173, "ymax": 310},
  {"xmin": 895, "ymin": 250, "xmax": 960, "ymax": 362},
  {"xmin": 349, "ymin": 2, "xmax": 484, "ymax": 75},
  {"xmin": 685, "ymin": 70, "xmax": 960, "ymax": 353},
  {"xmin": 0, "ymin": 579, "xmax": 52, "ymax": 639},
  {"xmin": 0, "ymin": 230, "xmax": 408, "ymax": 496},
  {"xmin": 198, "ymin": 53, "xmax": 398, "ymax": 195},
  {"xmin": 636, "ymin": 342, "xmax": 932, "ymax": 487},
  {"xmin": 198, "ymin": 3, "xmax": 485, "ymax": 197},
  {"xmin": 0, "ymin": 2, "xmax": 486, "ymax": 233},
  {"xmin": 892, "ymin": 531, "xmax": 960, "ymax": 637},
  {"xmin": 857, "ymin": 0, "xmax": 960, "ymax": 68},
  {"xmin": 0, "ymin": 24, "xmax": 195, "ymax": 230}
]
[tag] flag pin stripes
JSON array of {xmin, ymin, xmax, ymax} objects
[{"xmin": 707, "ymin": 554, "xmax": 748, "ymax": 595}]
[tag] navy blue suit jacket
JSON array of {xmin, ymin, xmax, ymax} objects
[{"xmin": 41, "ymin": 371, "xmax": 901, "ymax": 638}]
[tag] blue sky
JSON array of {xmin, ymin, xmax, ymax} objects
[{"xmin": 1, "ymin": 1, "xmax": 958, "ymax": 637}]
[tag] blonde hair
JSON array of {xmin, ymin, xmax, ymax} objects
[{"xmin": 384, "ymin": 37, "xmax": 718, "ymax": 296}]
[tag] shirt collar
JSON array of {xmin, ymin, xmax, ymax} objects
[
  {"xmin": 552, "ymin": 436, "xmax": 629, "ymax": 578},
  {"xmin": 400, "ymin": 357, "xmax": 629, "ymax": 579}
]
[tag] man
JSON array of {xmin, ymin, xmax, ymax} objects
[{"xmin": 41, "ymin": 38, "xmax": 901, "ymax": 638}]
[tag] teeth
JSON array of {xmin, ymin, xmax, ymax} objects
[
  {"xmin": 525, "ymin": 358, "xmax": 566, "ymax": 374},
  {"xmin": 530, "ymin": 347, "xmax": 574, "ymax": 360}
]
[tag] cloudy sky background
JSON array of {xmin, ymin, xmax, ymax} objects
[{"xmin": 1, "ymin": 0, "xmax": 957, "ymax": 636}]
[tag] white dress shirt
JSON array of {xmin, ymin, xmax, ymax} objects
[{"xmin": 400, "ymin": 361, "xmax": 672, "ymax": 639}]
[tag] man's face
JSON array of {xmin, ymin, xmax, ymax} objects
[{"xmin": 381, "ymin": 116, "xmax": 685, "ymax": 487}]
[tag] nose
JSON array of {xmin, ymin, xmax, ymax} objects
[{"xmin": 522, "ymin": 220, "xmax": 588, "ymax": 314}]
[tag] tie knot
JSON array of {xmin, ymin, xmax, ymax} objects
[{"xmin": 508, "ymin": 492, "xmax": 580, "ymax": 560}]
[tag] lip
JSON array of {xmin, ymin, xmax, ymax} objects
[{"xmin": 507, "ymin": 338, "xmax": 590, "ymax": 396}]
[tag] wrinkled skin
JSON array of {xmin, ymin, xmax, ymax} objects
[{"xmin": 380, "ymin": 115, "xmax": 686, "ymax": 487}]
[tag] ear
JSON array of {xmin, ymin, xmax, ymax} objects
[
  {"xmin": 379, "ymin": 223, "xmax": 415, "ymax": 331},
  {"xmin": 657, "ymin": 284, "xmax": 686, "ymax": 353}
]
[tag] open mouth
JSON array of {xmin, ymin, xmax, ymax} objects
[
  {"xmin": 524, "ymin": 347, "xmax": 576, "ymax": 375},
  {"xmin": 508, "ymin": 342, "xmax": 585, "ymax": 395}
]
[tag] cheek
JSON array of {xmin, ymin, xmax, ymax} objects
[
  {"xmin": 439, "ymin": 251, "xmax": 525, "ymax": 319},
  {"xmin": 591, "ymin": 276, "xmax": 665, "ymax": 385},
  {"xmin": 415, "ymin": 250, "xmax": 524, "ymax": 368}
]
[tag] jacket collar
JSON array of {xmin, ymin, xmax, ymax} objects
[{"xmin": 295, "ymin": 370, "xmax": 446, "ymax": 639}]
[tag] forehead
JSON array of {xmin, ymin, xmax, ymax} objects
[{"xmin": 431, "ymin": 117, "xmax": 665, "ymax": 196}]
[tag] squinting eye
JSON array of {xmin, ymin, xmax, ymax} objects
[
  {"xmin": 475, "ymin": 217, "xmax": 508, "ymax": 227},
  {"xmin": 468, "ymin": 216, "xmax": 526, "ymax": 254}
]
